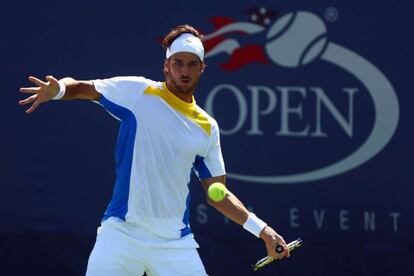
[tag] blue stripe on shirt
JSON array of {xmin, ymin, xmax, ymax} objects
[
  {"xmin": 193, "ymin": 155, "xmax": 212, "ymax": 179},
  {"xmin": 99, "ymin": 95, "xmax": 137, "ymax": 221},
  {"xmin": 180, "ymin": 181, "xmax": 192, "ymax": 237}
]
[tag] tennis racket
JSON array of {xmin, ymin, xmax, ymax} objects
[{"xmin": 252, "ymin": 238, "xmax": 303, "ymax": 271}]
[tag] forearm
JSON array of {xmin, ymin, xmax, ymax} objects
[
  {"xmin": 208, "ymin": 190, "xmax": 250, "ymax": 225},
  {"xmin": 202, "ymin": 178, "xmax": 288, "ymax": 258},
  {"xmin": 59, "ymin": 77, "xmax": 100, "ymax": 100}
]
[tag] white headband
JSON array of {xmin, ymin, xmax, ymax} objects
[{"xmin": 166, "ymin": 33, "xmax": 204, "ymax": 61}]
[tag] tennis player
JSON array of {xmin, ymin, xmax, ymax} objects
[{"xmin": 19, "ymin": 24, "xmax": 289, "ymax": 275}]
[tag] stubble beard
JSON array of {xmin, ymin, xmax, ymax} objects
[{"xmin": 168, "ymin": 74, "xmax": 200, "ymax": 95}]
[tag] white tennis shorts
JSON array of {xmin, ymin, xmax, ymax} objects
[{"xmin": 86, "ymin": 217, "xmax": 207, "ymax": 276}]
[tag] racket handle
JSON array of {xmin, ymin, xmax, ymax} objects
[
  {"xmin": 253, "ymin": 238, "xmax": 303, "ymax": 271},
  {"xmin": 276, "ymin": 245, "xmax": 284, "ymax": 253}
]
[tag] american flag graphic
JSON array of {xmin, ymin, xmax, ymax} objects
[{"xmin": 204, "ymin": 7, "xmax": 279, "ymax": 71}]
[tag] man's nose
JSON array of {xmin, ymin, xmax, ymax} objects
[{"xmin": 182, "ymin": 65, "xmax": 190, "ymax": 76}]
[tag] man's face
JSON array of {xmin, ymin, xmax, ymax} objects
[{"xmin": 164, "ymin": 52, "xmax": 204, "ymax": 95}]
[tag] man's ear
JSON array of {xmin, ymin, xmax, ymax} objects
[{"xmin": 164, "ymin": 59, "xmax": 169, "ymax": 73}]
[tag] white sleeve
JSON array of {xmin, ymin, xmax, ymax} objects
[
  {"xmin": 194, "ymin": 121, "xmax": 226, "ymax": 179},
  {"xmin": 92, "ymin": 76, "xmax": 150, "ymax": 111}
]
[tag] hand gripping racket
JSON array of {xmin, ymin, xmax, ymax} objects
[{"xmin": 253, "ymin": 238, "xmax": 303, "ymax": 271}]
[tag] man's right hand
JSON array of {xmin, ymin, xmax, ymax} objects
[
  {"xmin": 19, "ymin": 75, "xmax": 60, "ymax": 113},
  {"xmin": 260, "ymin": 226, "xmax": 290, "ymax": 260}
]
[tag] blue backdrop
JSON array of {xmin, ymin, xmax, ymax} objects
[{"xmin": 2, "ymin": 0, "xmax": 413, "ymax": 275}]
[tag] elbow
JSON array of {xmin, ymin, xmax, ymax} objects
[{"xmin": 206, "ymin": 194, "xmax": 228, "ymax": 207}]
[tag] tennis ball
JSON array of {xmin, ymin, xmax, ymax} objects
[
  {"xmin": 265, "ymin": 11, "xmax": 328, "ymax": 67},
  {"xmin": 208, "ymin": 182, "xmax": 227, "ymax": 202}
]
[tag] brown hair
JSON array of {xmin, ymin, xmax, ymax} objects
[{"xmin": 162, "ymin": 24, "xmax": 204, "ymax": 50}]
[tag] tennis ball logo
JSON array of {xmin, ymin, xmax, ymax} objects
[
  {"xmin": 265, "ymin": 11, "xmax": 328, "ymax": 68},
  {"xmin": 208, "ymin": 182, "xmax": 227, "ymax": 202}
]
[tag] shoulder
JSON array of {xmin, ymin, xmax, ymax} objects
[
  {"xmin": 107, "ymin": 76, "xmax": 157, "ymax": 89},
  {"xmin": 195, "ymin": 105, "xmax": 217, "ymax": 122},
  {"xmin": 94, "ymin": 76, "xmax": 161, "ymax": 109},
  {"xmin": 195, "ymin": 105, "xmax": 220, "ymax": 133},
  {"xmin": 93, "ymin": 76, "xmax": 159, "ymax": 90}
]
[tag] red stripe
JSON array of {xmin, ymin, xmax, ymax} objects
[
  {"xmin": 204, "ymin": 36, "xmax": 227, "ymax": 53},
  {"xmin": 220, "ymin": 45, "xmax": 270, "ymax": 71}
]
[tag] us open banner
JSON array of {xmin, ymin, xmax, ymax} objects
[
  {"xmin": 192, "ymin": 5, "xmax": 405, "ymax": 237},
  {"xmin": 2, "ymin": 1, "xmax": 412, "ymax": 275}
]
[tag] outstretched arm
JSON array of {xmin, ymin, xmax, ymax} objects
[
  {"xmin": 201, "ymin": 175, "xmax": 290, "ymax": 260},
  {"xmin": 19, "ymin": 75, "xmax": 100, "ymax": 114}
]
